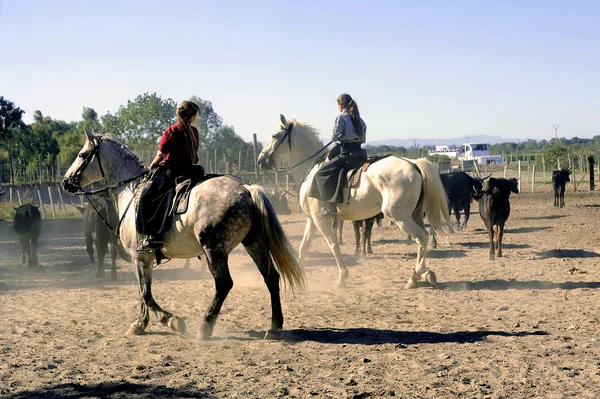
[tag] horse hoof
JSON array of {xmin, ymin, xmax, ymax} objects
[
  {"xmin": 424, "ymin": 270, "xmax": 437, "ymax": 286},
  {"xmin": 169, "ymin": 317, "xmax": 187, "ymax": 334},
  {"xmin": 264, "ymin": 329, "xmax": 281, "ymax": 340},
  {"xmin": 405, "ymin": 279, "xmax": 418, "ymax": 289},
  {"xmin": 127, "ymin": 323, "xmax": 145, "ymax": 336},
  {"xmin": 197, "ymin": 324, "xmax": 213, "ymax": 340}
]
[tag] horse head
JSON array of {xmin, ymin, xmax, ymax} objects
[
  {"xmin": 257, "ymin": 114, "xmax": 294, "ymax": 171},
  {"xmin": 62, "ymin": 128, "xmax": 105, "ymax": 193}
]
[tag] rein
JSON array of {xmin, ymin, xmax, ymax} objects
[{"xmin": 66, "ymin": 136, "xmax": 149, "ymax": 234}]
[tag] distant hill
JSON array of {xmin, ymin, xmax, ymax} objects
[{"xmin": 366, "ymin": 135, "xmax": 524, "ymax": 147}]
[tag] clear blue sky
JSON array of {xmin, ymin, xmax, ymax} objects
[{"xmin": 1, "ymin": 1, "xmax": 599, "ymax": 143}]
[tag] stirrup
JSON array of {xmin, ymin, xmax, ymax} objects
[
  {"xmin": 320, "ymin": 203, "xmax": 338, "ymax": 217},
  {"xmin": 136, "ymin": 237, "xmax": 163, "ymax": 253}
]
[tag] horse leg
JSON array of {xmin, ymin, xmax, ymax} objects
[
  {"xmin": 299, "ymin": 218, "xmax": 318, "ymax": 264},
  {"xmin": 198, "ymin": 247, "xmax": 233, "ymax": 340},
  {"xmin": 353, "ymin": 221, "xmax": 361, "ymax": 256},
  {"xmin": 243, "ymin": 235, "xmax": 283, "ymax": 340},
  {"xmin": 560, "ymin": 187, "xmax": 565, "ymax": 208},
  {"xmin": 365, "ymin": 218, "xmax": 374, "ymax": 255},
  {"xmin": 394, "ymin": 214, "xmax": 430, "ymax": 289},
  {"xmin": 127, "ymin": 253, "xmax": 185, "ymax": 335},
  {"xmin": 85, "ymin": 232, "xmax": 95, "ymax": 263},
  {"xmin": 336, "ymin": 219, "xmax": 344, "ymax": 246},
  {"xmin": 313, "ymin": 218, "xmax": 348, "ymax": 287},
  {"xmin": 496, "ymin": 223, "xmax": 504, "ymax": 258},
  {"xmin": 109, "ymin": 236, "xmax": 118, "ymax": 281}
]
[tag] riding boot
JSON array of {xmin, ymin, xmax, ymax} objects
[{"xmin": 136, "ymin": 234, "xmax": 164, "ymax": 253}]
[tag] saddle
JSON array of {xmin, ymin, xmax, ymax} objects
[
  {"xmin": 170, "ymin": 174, "xmax": 221, "ymax": 216},
  {"xmin": 346, "ymin": 154, "xmax": 392, "ymax": 188}
]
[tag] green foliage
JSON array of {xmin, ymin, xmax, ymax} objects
[
  {"xmin": 544, "ymin": 144, "xmax": 569, "ymax": 169},
  {"xmin": 427, "ymin": 154, "xmax": 451, "ymax": 163},
  {"xmin": 0, "ymin": 96, "xmax": 26, "ymax": 154},
  {"xmin": 188, "ymin": 95, "xmax": 223, "ymax": 145},
  {"xmin": 100, "ymin": 92, "xmax": 177, "ymax": 147}
]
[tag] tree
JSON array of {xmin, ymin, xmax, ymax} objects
[
  {"xmin": 100, "ymin": 92, "xmax": 177, "ymax": 148},
  {"xmin": 188, "ymin": 95, "xmax": 223, "ymax": 146},
  {"xmin": 544, "ymin": 144, "xmax": 569, "ymax": 170},
  {"xmin": 82, "ymin": 107, "xmax": 100, "ymax": 130}
]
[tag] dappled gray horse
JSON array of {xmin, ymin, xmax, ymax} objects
[{"xmin": 63, "ymin": 129, "xmax": 305, "ymax": 339}]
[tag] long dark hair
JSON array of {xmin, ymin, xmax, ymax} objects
[
  {"xmin": 337, "ymin": 93, "xmax": 363, "ymax": 140},
  {"xmin": 176, "ymin": 101, "xmax": 200, "ymax": 162}
]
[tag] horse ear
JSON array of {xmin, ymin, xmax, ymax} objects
[
  {"xmin": 84, "ymin": 127, "xmax": 95, "ymax": 142},
  {"xmin": 280, "ymin": 114, "xmax": 287, "ymax": 126}
]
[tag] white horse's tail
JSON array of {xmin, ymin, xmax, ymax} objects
[
  {"xmin": 412, "ymin": 159, "xmax": 453, "ymax": 239},
  {"xmin": 244, "ymin": 185, "xmax": 307, "ymax": 292}
]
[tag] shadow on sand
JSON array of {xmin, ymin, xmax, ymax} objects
[
  {"xmin": 504, "ymin": 226, "xmax": 552, "ymax": 234},
  {"xmin": 533, "ymin": 249, "xmax": 600, "ymax": 259},
  {"xmin": 521, "ymin": 214, "xmax": 569, "ymax": 221},
  {"xmin": 436, "ymin": 279, "xmax": 600, "ymax": 291},
  {"xmin": 454, "ymin": 242, "xmax": 532, "ymax": 249},
  {"xmin": 4, "ymin": 382, "xmax": 214, "ymax": 399},
  {"xmin": 270, "ymin": 328, "xmax": 547, "ymax": 345}
]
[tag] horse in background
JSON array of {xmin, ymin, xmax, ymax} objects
[
  {"xmin": 258, "ymin": 115, "xmax": 452, "ymax": 288},
  {"xmin": 76, "ymin": 195, "xmax": 131, "ymax": 280},
  {"xmin": 13, "ymin": 204, "xmax": 41, "ymax": 268},
  {"xmin": 335, "ymin": 213, "xmax": 384, "ymax": 257},
  {"xmin": 63, "ymin": 128, "xmax": 305, "ymax": 339}
]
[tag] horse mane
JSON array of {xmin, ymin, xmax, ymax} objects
[
  {"xmin": 286, "ymin": 118, "xmax": 322, "ymax": 144},
  {"xmin": 101, "ymin": 135, "xmax": 147, "ymax": 170}
]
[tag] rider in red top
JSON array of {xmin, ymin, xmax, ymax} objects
[
  {"xmin": 156, "ymin": 122, "xmax": 200, "ymax": 169},
  {"xmin": 136, "ymin": 100, "xmax": 205, "ymax": 253}
]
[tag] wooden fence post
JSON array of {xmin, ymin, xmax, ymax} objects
[
  {"xmin": 9, "ymin": 187, "xmax": 13, "ymax": 203},
  {"xmin": 48, "ymin": 186, "xmax": 56, "ymax": 218},
  {"xmin": 531, "ymin": 165, "xmax": 536, "ymax": 193},
  {"xmin": 542, "ymin": 155, "xmax": 546, "ymax": 183},
  {"xmin": 252, "ymin": 133, "xmax": 259, "ymax": 181},
  {"xmin": 518, "ymin": 160, "xmax": 521, "ymax": 193},
  {"xmin": 286, "ymin": 174, "xmax": 289, "ymax": 191},
  {"xmin": 503, "ymin": 164, "xmax": 507, "ymax": 178},
  {"xmin": 57, "ymin": 186, "xmax": 66, "ymax": 214},
  {"xmin": 37, "ymin": 189, "xmax": 46, "ymax": 219},
  {"xmin": 17, "ymin": 189, "xmax": 22, "ymax": 206},
  {"xmin": 589, "ymin": 156, "xmax": 595, "ymax": 191}
]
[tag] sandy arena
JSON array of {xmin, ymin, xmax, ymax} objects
[{"xmin": 1, "ymin": 190, "xmax": 600, "ymax": 398}]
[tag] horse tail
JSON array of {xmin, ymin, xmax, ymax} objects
[
  {"xmin": 412, "ymin": 158, "xmax": 453, "ymax": 239},
  {"xmin": 244, "ymin": 184, "xmax": 306, "ymax": 292}
]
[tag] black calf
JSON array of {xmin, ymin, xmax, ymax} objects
[
  {"xmin": 552, "ymin": 168, "xmax": 571, "ymax": 208},
  {"xmin": 474, "ymin": 178, "xmax": 519, "ymax": 260},
  {"xmin": 13, "ymin": 204, "xmax": 42, "ymax": 268}
]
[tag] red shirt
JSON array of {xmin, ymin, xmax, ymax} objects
[{"xmin": 158, "ymin": 122, "xmax": 199, "ymax": 167}]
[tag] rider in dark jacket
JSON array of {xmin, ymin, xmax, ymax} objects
[{"xmin": 308, "ymin": 93, "xmax": 367, "ymax": 216}]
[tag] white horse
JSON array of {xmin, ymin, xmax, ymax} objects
[
  {"xmin": 257, "ymin": 115, "xmax": 452, "ymax": 288},
  {"xmin": 63, "ymin": 128, "xmax": 305, "ymax": 339}
]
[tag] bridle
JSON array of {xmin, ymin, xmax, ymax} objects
[
  {"xmin": 64, "ymin": 136, "xmax": 149, "ymax": 233},
  {"xmin": 65, "ymin": 137, "xmax": 148, "ymax": 196},
  {"xmin": 267, "ymin": 123, "xmax": 332, "ymax": 174}
]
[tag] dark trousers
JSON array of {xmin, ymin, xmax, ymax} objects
[
  {"xmin": 136, "ymin": 164, "xmax": 204, "ymax": 236},
  {"xmin": 308, "ymin": 143, "xmax": 361, "ymax": 204}
]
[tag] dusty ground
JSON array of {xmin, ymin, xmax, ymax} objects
[{"xmin": 1, "ymin": 189, "xmax": 600, "ymax": 399}]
